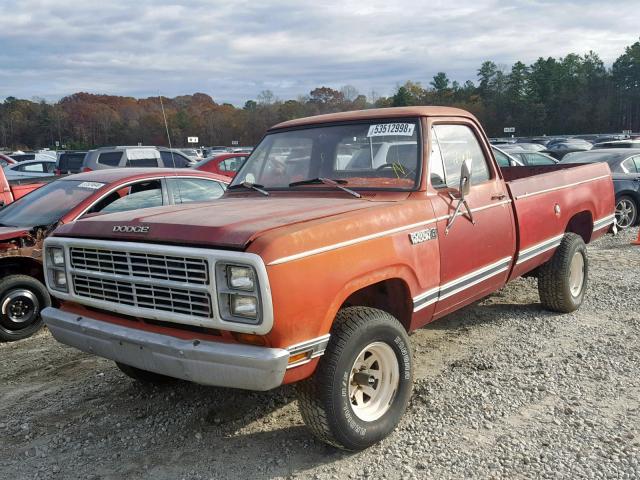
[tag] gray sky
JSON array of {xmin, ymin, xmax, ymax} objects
[{"xmin": 0, "ymin": 0, "xmax": 637, "ymax": 106}]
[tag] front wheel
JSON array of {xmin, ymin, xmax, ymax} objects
[
  {"xmin": 297, "ymin": 307, "xmax": 413, "ymax": 451},
  {"xmin": 0, "ymin": 275, "xmax": 51, "ymax": 342},
  {"xmin": 538, "ymin": 233, "xmax": 588, "ymax": 313}
]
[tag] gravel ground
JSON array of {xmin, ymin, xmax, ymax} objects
[{"xmin": 1, "ymin": 228, "xmax": 639, "ymax": 479}]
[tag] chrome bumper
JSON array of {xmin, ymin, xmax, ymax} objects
[{"xmin": 42, "ymin": 307, "xmax": 289, "ymax": 391}]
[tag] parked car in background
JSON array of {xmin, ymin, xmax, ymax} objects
[
  {"xmin": 545, "ymin": 138, "xmax": 592, "ymax": 152},
  {"xmin": 500, "ymin": 143, "xmax": 546, "ymax": 152},
  {"xmin": 560, "ymin": 149, "xmax": 640, "ymax": 229},
  {"xmin": 179, "ymin": 148, "xmax": 202, "ymax": 161},
  {"xmin": 232, "ymin": 146, "xmax": 254, "ymax": 154},
  {"xmin": 9, "ymin": 152, "xmax": 57, "ymax": 163},
  {"xmin": 492, "ymin": 146, "xmax": 523, "ymax": 167},
  {"xmin": 0, "ymin": 153, "xmax": 17, "ymax": 167},
  {"xmin": 55, "ymin": 151, "xmax": 87, "ymax": 175},
  {"xmin": 0, "ymin": 165, "xmax": 46, "ymax": 207},
  {"xmin": 593, "ymin": 140, "xmax": 640, "ymax": 149},
  {"xmin": 505, "ymin": 150, "xmax": 557, "ymax": 166},
  {"xmin": 81, "ymin": 146, "xmax": 193, "ymax": 172},
  {"xmin": 203, "ymin": 146, "xmax": 233, "ymax": 157},
  {"xmin": 0, "ymin": 168, "xmax": 230, "ymax": 341},
  {"xmin": 193, "ymin": 152, "xmax": 249, "ymax": 178},
  {"xmin": 4, "ymin": 158, "xmax": 57, "ymax": 180}
]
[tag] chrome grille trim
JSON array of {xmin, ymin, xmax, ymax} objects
[
  {"xmin": 70, "ymin": 247, "xmax": 209, "ymax": 285},
  {"xmin": 43, "ymin": 237, "xmax": 275, "ymax": 335}
]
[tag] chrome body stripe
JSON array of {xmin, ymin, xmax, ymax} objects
[
  {"xmin": 268, "ymin": 200, "xmax": 512, "ymax": 266},
  {"xmin": 514, "ymin": 174, "xmax": 611, "ymax": 200},
  {"xmin": 593, "ymin": 214, "xmax": 615, "ymax": 230},
  {"xmin": 412, "ymin": 257, "xmax": 512, "ymax": 312},
  {"xmin": 286, "ymin": 334, "xmax": 331, "ymax": 369},
  {"xmin": 516, "ymin": 234, "xmax": 564, "ymax": 265}
]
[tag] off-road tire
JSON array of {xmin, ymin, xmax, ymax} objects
[
  {"xmin": 115, "ymin": 362, "xmax": 177, "ymax": 384},
  {"xmin": 0, "ymin": 275, "xmax": 51, "ymax": 342},
  {"xmin": 538, "ymin": 233, "xmax": 588, "ymax": 313},
  {"xmin": 296, "ymin": 307, "xmax": 413, "ymax": 451}
]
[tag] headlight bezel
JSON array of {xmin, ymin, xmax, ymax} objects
[
  {"xmin": 215, "ymin": 262, "xmax": 262, "ymax": 325},
  {"xmin": 45, "ymin": 245, "xmax": 69, "ymax": 292}
]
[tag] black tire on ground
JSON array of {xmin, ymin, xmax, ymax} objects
[
  {"xmin": 538, "ymin": 233, "xmax": 588, "ymax": 313},
  {"xmin": 615, "ymin": 195, "xmax": 638, "ymax": 229},
  {"xmin": 296, "ymin": 307, "xmax": 413, "ymax": 451},
  {"xmin": 115, "ymin": 362, "xmax": 178, "ymax": 384},
  {"xmin": 0, "ymin": 275, "xmax": 51, "ymax": 342}
]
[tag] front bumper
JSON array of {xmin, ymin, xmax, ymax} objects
[{"xmin": 42, "ymin": 307, "xmax": 289, "ymax": 391}]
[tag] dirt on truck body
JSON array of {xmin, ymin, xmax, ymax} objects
[{"xmin": 40, "ymin": 106, "xmax": 615, "ymax": 450}]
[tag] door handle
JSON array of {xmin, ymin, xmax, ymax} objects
[{"xmin": 491, "ymin": 193, "xmax": 507, "ymax": 200}]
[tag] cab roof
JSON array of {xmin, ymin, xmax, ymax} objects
[
  {"xmin": 61, "ymin": 168, "xmax": 230, "ymax": 184},
  {"xmin": 270, "ymin": 106, "xmax": 477, "ymax": 130}
]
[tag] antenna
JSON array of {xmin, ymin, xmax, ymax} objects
[{"xmin": 159, "ymin": 92, "xmax": 182, "ymax": 202}]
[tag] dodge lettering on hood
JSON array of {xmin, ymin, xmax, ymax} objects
[{"xmin": 41, "ymin": 107, "xmax": 615, "ymax": 450}]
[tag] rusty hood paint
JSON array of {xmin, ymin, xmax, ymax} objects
[{"xmin": 51, "ymin": 194, "xmax": 401, "ymax": 249}]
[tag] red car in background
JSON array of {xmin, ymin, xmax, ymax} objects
[
  {"xmin": 0, "ymin": 168, "xmax": 229, "ymax": 341},
  {"xmin": 193, "ymin": 152, "xmax": 248, "ymax": 178}
]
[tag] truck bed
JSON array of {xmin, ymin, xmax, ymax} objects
[{"xmin": 501, "ymin": 162, "xmax": 614, "ymax": 279}]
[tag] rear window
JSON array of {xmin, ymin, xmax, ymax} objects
[
  {"xmin": 98, "ymin": 152, "xmax": 122, "ymax": 166},
  {"xmin": 58, "ymin": 153, "xmax": 86, "ymax": 172},
  {"xmin": 160, "ymin": 151, "xmax": 190, "ymax": 168}
]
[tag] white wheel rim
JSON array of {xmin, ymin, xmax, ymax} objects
[
  {"xmin": 569, "ymin": 251, "xmax": 585, "ymax": 297},
  {"xmin": 348, "ymin": 341, "xmax": 400, "ymax": 422}
]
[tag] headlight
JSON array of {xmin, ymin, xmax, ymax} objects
[
  {"xmin": 50, "ymin": 247, "xmax": 65, "ymax": 266},
  {"xmin": 227, "ymin": 266, "xmax": 254, "ymax": 290},
  {"xmin": 230, "ymin": 294, "xmax": 258, "ymax": 318},
  {"xmin": 54, "ymin": 270, "xmax": 67, "ymax": 287}
]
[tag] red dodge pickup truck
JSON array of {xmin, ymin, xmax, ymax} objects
[{"xmin": 41, "ymin": 107, "xmax": 615, "ymax": 450}]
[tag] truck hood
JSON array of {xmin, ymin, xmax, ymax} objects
[{"xmin": 52, "ymin": 195, "xmax": 396, "ymax": 249}]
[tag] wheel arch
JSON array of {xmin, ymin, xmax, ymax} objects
[
  {"xmin": 565, "ymin": 210, "xmax": 594, "ymax": 244},
  {"xmin": 336, "ymin": 277, "xmax": 414, "ymax": 332},
  {"xmin": 0, "ymin": 256, "xmax": 44, "ymax": 281}
]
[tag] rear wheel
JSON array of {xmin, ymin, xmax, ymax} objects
[
  {"xmin": 0, "ymin": 275, "xmax": 51, "ymax": 342},
  {"xmin": 115, "ymin": 362, "xmax": 177, "ymax": 384},
  {"xmin": 538, "ymin": 233, "xmax": 588, "ymax": 313},
  {"xmin": 615, "ymin": 195, "xmax": 637, "ymax": 229},
  {"xmin": 297, "ymin": 307, "xmax": 413, "ymax": 451}
]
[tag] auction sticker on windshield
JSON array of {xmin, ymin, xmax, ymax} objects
[
  {"xmin": 367, "ymin": 123, "xmax": 415, "ymax": 137},
  {"xmin": 77, "ymin": 182, "xmax": 105, "ymax": 190}
]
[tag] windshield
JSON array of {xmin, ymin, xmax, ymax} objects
[
  {"xmin": 230, "ymin": 120, "xmax": 421, "ymax": 191},
  {"xmin": 0, "ymin": 180, "xmax": 104, "ymax": 227}
]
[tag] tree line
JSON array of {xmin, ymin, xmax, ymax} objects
[{"xmin": 1, "ymin": 39, "xmax": 639, "ymax": 151}]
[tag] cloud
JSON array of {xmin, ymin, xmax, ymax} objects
[{"xmin": 0, "ymin": 0, "xmax": 637, "ymax": 105}]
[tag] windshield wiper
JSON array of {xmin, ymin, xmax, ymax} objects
[
  {"xmin": 227, "ymin": 182, "xmax": 269, "ymax": 196},
  {"xmin": 288, "ymin": 178, "xmax": 361, "ymax": 198}
]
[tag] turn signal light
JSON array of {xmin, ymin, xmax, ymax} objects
[
  {"xmin": 288, "ymin": 352, "xmax": 309, "ymax": 365},
  {"xmin": 232, "ymin": 333, "xmax": 267, "ymax": 347}
]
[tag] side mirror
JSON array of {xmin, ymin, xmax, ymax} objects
[
  {"xmin": 445, "ymin": 158, "xmax": 475, "ymax": 235},
  {"xmin": 459, "ymin": 158, "xmax": 472, "ymax": 198}
]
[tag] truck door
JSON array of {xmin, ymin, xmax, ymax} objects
[{"xmin": 428, "ymin": 121, "xmax": 516, "ymax": 318}]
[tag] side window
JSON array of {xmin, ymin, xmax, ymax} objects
[
  {"xmin": 525, "ymin": 153, "xmax": 555, "ymax": 166},
  {"xmin": 128, "ymin": 157, "xmax": 160, "ymax": 167},
  {"xmin": 492, "ymin": 148, "xmax": 512, "ymax": 168},
  {"xmin": 169, "ymin": 178, "xmax": 225, "ymax": 204},
  {"xmin": 429, "ymin": 129, "xmax": 447, "ymax": 187},
  {"xmin": 91, "ymin": 180, "xmax": 163, "ymax": 214},
  {"xmin": 621, "ymin": 158, "xmax": 636, "ymax": 173},
  {"xmin": 22, "ymin": 163, "xmax": 46, "ymax": 172},
  {"xmin": 432, "ymin": 124, "xmax": 491, "ymax": 188},
  {"xmin": 98, "ymin": 152, "xmax": 122, "ymax": 166},
  {"xmin": 160, "ymin": 151, "xmax": 189, "ymax": 168},
  {"xmin": 221, "ymin": 157, "xmax": 246, "ymax": 171},
  {"xmin": 630, "ymin": 156, "xmax": 640, "ymax": 173}
]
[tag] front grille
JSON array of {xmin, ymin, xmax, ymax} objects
[
  {"xmin": 70, "ymin": 247, "xmax": 209, "ymax": 285},
  {"xmin": 72, "ymin": 274, "xmax": 213, "ymax": 318}
]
